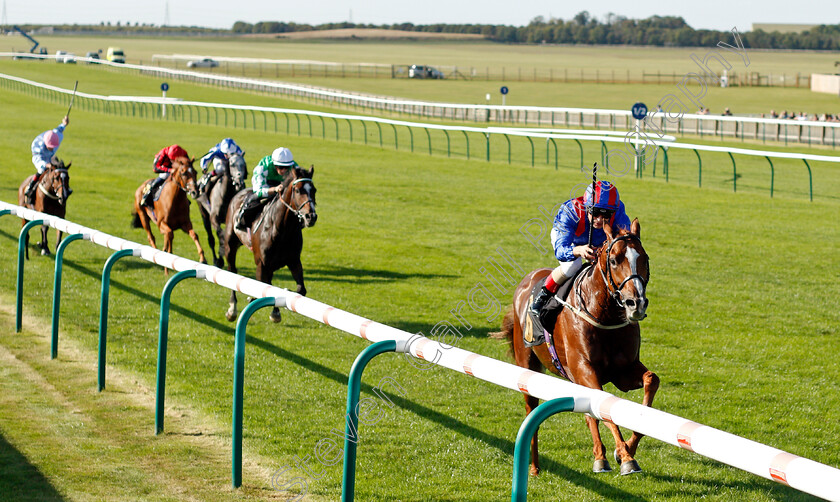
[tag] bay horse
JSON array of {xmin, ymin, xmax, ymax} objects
[
  {"xmin": 131, "ymin": 156, "xmax": 207, "ymax": 267},
  {"xmin": 221, "ymin": 166, "xmax": 316, "ymax": 323},
  {"xmin": 17, "ymin": 159, "xmax": 72, "ymax": 259},
  {"xmin": 494, "ymin": 219, "xmax": 659, "ymax": 476},
  {"xmin": 196, "ymin": 153, "xmax": 247, "ymax": 268}
]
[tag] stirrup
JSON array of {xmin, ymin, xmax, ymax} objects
[{"xmin": 529, "ymin": 286, "xmax": 552, "ymax": 316}]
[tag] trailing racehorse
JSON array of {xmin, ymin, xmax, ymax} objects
[
  {"xmin": 493, "ymin": 219, "xmax": 659, "ymax": 476},
  {"xmin": 221, "ymin": 166, "xmax": 317, "ymax": 323},
  {"xmin": 131, "ymin": 156, "xmax": 207, "ymax": 268},
  {"xmin": 17, "ymin": 159, "xmax": 72, "ymax": 259},
  {"xmin": 196, "ymin": 153, "xmax": 247, "ymax": 268}
]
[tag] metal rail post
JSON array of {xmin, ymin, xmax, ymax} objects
[
  {"xmin": 98, "ymin": 249, "xmax": 138, "ymax": 391},
  {"xmin": 511, "ymin": 397, "xmax": 575, "ymax": 502},
  {"xmin": 232, "ymin": 296, "xmax": 285, "ymax": 488},
  {"xmin": 16, "ymin": 219, "xmax": 44, "ymax": 332},
  {"xmin": 765, "ymin": 156, "xmax": 775, "ymax": 198},
  {"xmin": 340, "ymin": 340, "xmax": 408, "ymax": 501},
  {"xmin": 728, "ymin": 152, "xmax": 737, "ymax": 192},
  {"xmin": 155, "ymin": 269, "xmax": 201, "ymax": 434},
  {"xmin": 51, "ymin": 233, "xmax": 85, "ymax": 359}
]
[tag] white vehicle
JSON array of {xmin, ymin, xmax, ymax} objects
[
  {"xmin": 187, "ymin": 58, "xmax": 219, "ymax": 68},
  {"xmin": 55, "ymin": 50, "xmax": 77, "ymax": 64}
]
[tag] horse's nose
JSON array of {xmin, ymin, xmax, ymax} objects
[
  {"xmin": 624, "ymin": 297, "xmax": 648, "ymax": 320},
  {"xmin": 307, "ymin": 212, "xmax": 318, "ymax": 227}
]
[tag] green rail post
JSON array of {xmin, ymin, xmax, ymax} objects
[
  {"xmin": 444, "ymin": 130, "xmax": 451, "ymax": 157},
  {"xmin": 0, "ymin": 209, "xmax": 10, "ymax": 218},
  {"xmin": 375, "ymin": 122, "xmax": 382, "ymax": 147},
  {"xmin": 504, "ymin": 134, "xmax": 511, "ymax": 164},
  {"xmin": 549, "ymin": 138, "xmax": 558, "ymax": 170},
  {"xmin": 98, "ymin": 249, "xmax": 137, "ymax": 391},
  {"xmin": 408, "ymin": 126, "xmax": 414, "ymax": 153},
  {"xmin": 318, "ymin": 116, "xmax": 325, "ymax": 138},
  {"xmin": 341, "ymin": 339, "xmax": 402, "ymax": 502},
  {"xmin": 728, "ymin": 152, "xmax": 737, "ymax": 192},
  {"xmin": 295, "ymin": 115, "xmax": 301, "ymax": 136},
  {"xmin": 486, "ymin": 133, "xmax": 491, "ymax": 162},
  {"xmin": 510, "ymin": 397, "xmax": 576, "ymax": 502},
  {"xmin": 233, "ymin": 296, "xmax": 285, "ymax": 488},
  {"xmin": 346, "ymin": 119, "xmax": 353, "ymax": 143},
  {"xmin": 332, "ymin": 117, "xmax": 339, "ymax": 140},
  {"xmin": 390, "ymin": 123, "xmax": 398, "ymax": 150},
  {"xmin": 155, "ymin": 269, "xmax": 200, "ymax": 434},
  {"xmin": 573, "ymin": 139, "xmax": 583, "ymax": 170},
  {"xmin": 16, "ymin": 219, "xmax": 44, "ymax": 333},
  {"xmin": 802, "ymin": 159, "xmax": 813, "ymax": 201},
  {"xmin": 663, "ymin": 148, "xmax": 669, "ymax": 182},
  {"xmin": 765, "ymin": 156, "xmax": 775, "ymax": 198},
  {"xmin": 526, "ymin": 137, "xmax": 534, "ymax": 166},
  {"xmin": 424, "ymin": 128, "xmax": 431, "ymax": 155},
  {"xmin": 694, "ymin": 149, "xmax": 702, "ymax": 188},
  {"xmin": 462, "ymin": 130, "xmax": 470, "ymax": 160},
  {"xmin": 362, "ymin": 121, "xmax": 368, "ymax": 145},
  {"xmin": 306, "ymin": 115, "xmax": 312, "ymax": 137},
  {"xmin": 51, "ymin": 233, "xmax": 85, "ymax": 359}
]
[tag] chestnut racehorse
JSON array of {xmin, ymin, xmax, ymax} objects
[
  {"xmin": 17, "ymin": 159, "xmax": 72, "ymax": 259},
  {"xmin": 221, "ymin": 166, "xmax": 316, "ymax": 323},
  {"xmin": 494, "ymin": 219, "xmax": 659, "ymax": 476},
  {"xmin": 131, "ymin": 156, "xmax": 207, "ymax": 267},
  {"xmin": 196, "ymin": 153, "xmax": 247, "ymax": 268}
]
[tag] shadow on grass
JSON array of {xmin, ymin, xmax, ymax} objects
[
  {"xmin": 0, "ymin": 432, "xmax": 66, "ymax": 501},
  {"xmin": 305, "ymin": 264, "xmax": 458, "ymax": 283}
]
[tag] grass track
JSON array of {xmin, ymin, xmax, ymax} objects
[{"xmin": 0, "ymin": 61, "xmax": 837, "ymax": 500}]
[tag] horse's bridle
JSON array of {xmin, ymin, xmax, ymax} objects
[
  {"xmin": 277, "ymin": 177, "xmax": 315, "ymax": 223},
  {"xmin": 38, "ymin": 168, "xmax": 69, "ymax": 204},
  {"xmin": 600, "ymin": 234, "xmax": 650, "ymax": 309}
]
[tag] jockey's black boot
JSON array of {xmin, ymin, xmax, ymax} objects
[
  {"xmin": 234, "ymin": 202, "xmax": 249, "ymax": 231},
  {"xmin": 24, "ymin": 176, "xmax": 39, "ymax": 205},
  {"xmin": 529, "ymin": 286, "xmax": 553, "ymax": 317},
  {"xmin": 141, "ymin": 177, "xmax": 163, "ymax": 207}
]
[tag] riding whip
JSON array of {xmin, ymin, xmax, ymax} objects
[
  {"xmin": 65, "ymin": 80, "xmax": 78, "ymax": 117},
  {"xmin": 587, "ymin": 161, "xmax": 598, "ymax": 248}
]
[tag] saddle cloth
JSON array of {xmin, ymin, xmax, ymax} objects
[{"xmin": 523, "ymin": 267, "xmax": 586, "ymax": 348}]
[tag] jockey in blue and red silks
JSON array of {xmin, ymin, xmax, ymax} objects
[
  {"xmin": 26, "ymin": 115, "xmax": 70, "ymax": 204},
  {"xmin": 197, "ymin": 137, "xmax": 245, "ymax": 196},
  {"xmin": 141, "ymin": 144, "xmax": 190, "ymax": 207},
  {"xmin": 530, "ymin": 181, "xmax": 632, "ymax": 316}
]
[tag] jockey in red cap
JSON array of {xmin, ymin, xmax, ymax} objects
[{"xmin": 141, "ymin": 144, "xmax": 190, "ymax": 207}]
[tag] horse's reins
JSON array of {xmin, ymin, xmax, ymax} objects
[
  {"xmin": 37, "ymin": 169, "xmax": 69, "ymax": 202},
  {"xmin": 277, "ymin": 178, "xmax": 314, "ymax": 221},
  {"xmin": 558, "ymin": 234, "xmax": 649, "ymax": 329}
]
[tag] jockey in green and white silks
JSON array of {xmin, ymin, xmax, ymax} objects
[
  {"xmin": 234, "ymin": 147, "xmax": 298, "ymax": 230},
  {"xmin": 530, "ymin": 181, "xmax": 631, "ymax": 316}
]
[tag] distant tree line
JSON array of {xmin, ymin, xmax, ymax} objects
[{"xmin": 232, "ymin": 12, "xmax": 840, "ymax": 50}]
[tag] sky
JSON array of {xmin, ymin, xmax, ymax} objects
[{"xmin": 2, "ymin": 0, "xmax": 838, "ymax": 32}]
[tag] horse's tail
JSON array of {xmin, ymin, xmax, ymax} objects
[
  {"xmin": 490, "ymin": 306, "xmax": 516, "ymax": 356},
  {"xmin": 131, "ymin": 209, "xmax": 142, "ymax": 228}
]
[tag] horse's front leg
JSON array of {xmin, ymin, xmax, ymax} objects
[
  {"xmin": 256, "ymin": 264, "xmax": 283, "ymax": 323},
  {"xmin": 574, "ymin": 370, "xmax": 612, "ymax": 473},
  {"xmin": 287, "ymin": 258, "xmax": 306, "ymax": 297},
  {"xmin": 39, "ymin": 224, "xmax": 50, "ymax": 256},
  {"xmin": 181, "ymin": 223, "xmax": 207, "ymax": 264},
  {"xmin": 213, "ymin": 223, "xmax": 225, "ymax": 269},
  {"xmin": 199, "ymin": 208, "xmax": 217, "ymax": 267},
  {"xmin": 614, "ymin": 363, "xmax": 659, "ymax": 462},
  {"xmin": 224, "ymin": 241, "xmax": 240, "ymax": 322},
  {"xmin": 162, "ymin": 229, "xmax": 174, "ymax": 276}
]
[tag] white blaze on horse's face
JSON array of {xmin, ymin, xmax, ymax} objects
[
  {"xmin": 623, "ymin": 246, "xmax": 648, "ymax": 321},
  {"xmin": 299, "ymin": 181, "xmax": 317, "ymax": 227}
]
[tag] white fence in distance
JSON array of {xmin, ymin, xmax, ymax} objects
[{"xmin": 3, "ymin": 52, "xmax": 838, "ymax": 148}]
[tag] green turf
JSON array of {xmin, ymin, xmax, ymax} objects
[{"xmin": 0, "ymin": 66, "xmax": 838, "ymax": 501}]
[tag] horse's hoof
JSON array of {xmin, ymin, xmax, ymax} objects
[
  {"xmin": 199, "ymin": 258, "xmax": 207, "ymax": 264},
  {"xmin": 41, "ymin": 249, "xmax": 50, "ymax": 256},
  {"xmin": 269, "ymin": 307, "xmax": 282, "ymax": 323},
  {"xmin": 225, "ymin": 309, "xmax": 237, "ymax": 322},
  {"xmin": 529, "ymin": 466, "xmax": 540, "ymax": 477},
  {"xmin": 592, "ymin": 459, "xmax": 612, "ymax": 473},
  {"xmin": 619, "ymin": 460, "xmax": 642, "ymax": 476},
  {"xmin": 214, "ymin": 258, "xmax": 224, "ymax": 268}
]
